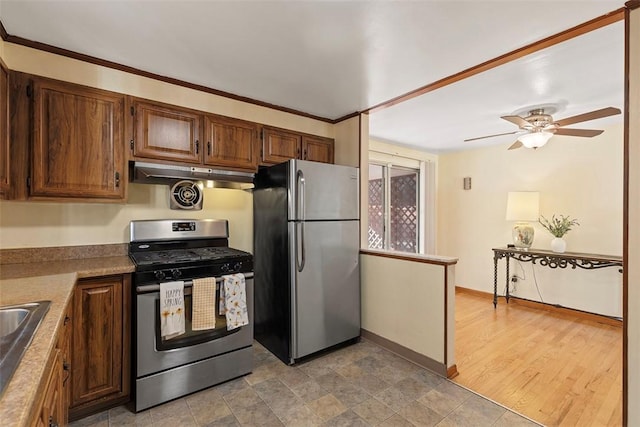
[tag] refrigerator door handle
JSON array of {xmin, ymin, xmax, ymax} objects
[
  {"xmin": 299, "ymin": 222, "xmax": 306, "ymax": 272},
  {"xmin": 296, "ymin": 170, "xmax": 306, "ymax": 272},
  {"xmin": 297, "ymin": 169, "xmax": 306, "ymax": 221}
]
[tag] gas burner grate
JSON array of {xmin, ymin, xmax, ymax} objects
[{"xmin": 130, "ymin": 247, "xmax": 251, "ymax": 267}]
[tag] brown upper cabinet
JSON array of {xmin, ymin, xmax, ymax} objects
[
  {"xmin": 131, "ymin": 99, "xmax": 260, "ymax": 172},
  {"xmin": 132, "ymin": 99, "xmax": 203, "ymax": 164},
  {"xmin": 4, "ymin": 71, "xmax": 336, "ymax": 202},
  {"xmin": 302, "ymin": 135, "xmax": 335, "ymax": 164},
  {"xmin": 261, "ymin": 126, "xmax": 334, "ymax": 165},
  {"xmin": 204, "ymin": 114, "xmax": 259, "ymax": 170},
  {"xmin": 31, "ymin": 77, "xmax": 125, "ymax": 199},
  {"xmin": 261, "ymin": 126, "xmax": 302, "ymax": 165}
]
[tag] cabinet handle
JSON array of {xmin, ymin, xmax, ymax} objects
[
  {"xmin": 115, "ymin": 172, "xmax": 120, "ymax": 188},
  {"xmin": 303, "ymin": 149, "xmax": 307, "ymax": 160},
  {"xmin": 195, "ymin": 140, "xmax": 199, "ymax": 154},
  {"xmin": 207, "ymin": 141, "xmax": 211, "ymax": 156},
  {"xmin": 64, "ymin": 315, "xmax": 70, "ymax": 326},
  {"xmin": 62, "ymin": 362, "xmax": 70, "ymax": 385}
]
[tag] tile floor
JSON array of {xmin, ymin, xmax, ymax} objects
[{"xmin": 70, "ymin": 339, "xmax": 541, "ymax": 426}]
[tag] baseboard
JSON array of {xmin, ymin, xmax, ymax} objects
[
  {"xmin": 455, "ymin": 286, "xmax": 492, "ymax": 298},
  {"xmin": 360, "ymin": 329, "xmax": 452, "ymax": 378},
  {"xmin": 455, "ymin": 286, "xmax": 623, "ymax": 328},
  {"xmin": 447, "ymin": 364, "xmax": 459, "ymax": 379}
]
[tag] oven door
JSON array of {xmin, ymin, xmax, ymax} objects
[{"xmin": 136, "ymin": 275, "xmax": 253, "ymax": 378}]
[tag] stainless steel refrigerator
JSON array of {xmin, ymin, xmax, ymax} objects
[{"xmin": 253, "ymin": 159, "xmax": 360, "ymax": 364}]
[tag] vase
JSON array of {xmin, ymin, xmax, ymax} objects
[{"xmin": 551, "ymin": 237, "xmax": 566, "ymax": 253}]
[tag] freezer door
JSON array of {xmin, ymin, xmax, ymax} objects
[
  {"xmin": 289, "ymin": 220, "xmax": 360, "ymax": 360},
  {"xmin": 288, "ymin": 159, "xmax": 359, "ymax": 221}
]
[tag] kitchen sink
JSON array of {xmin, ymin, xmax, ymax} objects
[
  {"xmin": 0, "ymin": 308, "xmax": 30, "ymax": 337},
  {"xmin": 0, "ymin": 301, "xmax": 51, "ymax": 397}
]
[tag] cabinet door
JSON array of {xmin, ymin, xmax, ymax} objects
[
  {"xmin": 0, "ymin": 64, "xmax": 9, "ymax": 195},
  {"xmin": 71, "ymin": 276, "xmax": 124, "ymax": 408},
  {"xmin": 261, "ymin": 127, "xmax": 301, "ymax": 165},
  {"xmin": 32, "ymin": 349, "xmax": 63, "ymax": 427},
  {"xmin": 302, "ymin": 135, "xmax": 334, "ymax": 164},
  {"xmin": 133, "ymin": 99, "xmax": 203, "ymax": 163},
  {"xmin": 57, "ymin": 303, "xmax": 72, "ymax": 425},
  {"xmin": 204, "ymin": 115, "xmax": 258, "ymax": 171},
  {"xmin": 31, "ymin": 78, "xmax": 125, "ymax": 199}
]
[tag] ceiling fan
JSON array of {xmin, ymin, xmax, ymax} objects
[{"xmin": 464, "ymin": 106, "xmax": 622, "ymax": 149}]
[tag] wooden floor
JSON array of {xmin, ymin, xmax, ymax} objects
[{"xmin": 452, "ymin": 290, "xmax": 623, "ymax": 427}]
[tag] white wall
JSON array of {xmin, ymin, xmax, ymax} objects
[
  {"xmin": 0, "ymin": 40, "xmax": 362, "ymax": 251},
  {"xmin": 359, "ymin": 114, "xmax": 370, "ymax": 248},
  {"xmin": 361, "ymin": 252, "xmax": 456, "ymax": 372},
  {"xmin": 1, "ymin": 41, "xmax": 334, "ymax": 138},
  {"xmin": 438, "ymin": 124, "xmax": 624, "ymax": 317},
  {"xmin": 334, "ymin": 116, "xmax": 360, "ymax": 168},
  {"xmin": 0, "ymin": 184, "xmax": 253, "ymax": 251}
]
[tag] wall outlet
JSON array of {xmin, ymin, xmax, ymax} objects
[{"xmin": 510, "ymin": 275, "xmax": 518, "ymax": 293}]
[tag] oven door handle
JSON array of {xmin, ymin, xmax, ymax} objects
[{"xmin": 136, "ymin": 272, "xmax": 254, "ymax": 293}]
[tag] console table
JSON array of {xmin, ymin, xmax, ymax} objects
[{"xmin": 492, "ymin": 247, "xmax": 623, "ymax": 308}]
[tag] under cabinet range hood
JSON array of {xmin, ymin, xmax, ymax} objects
[{"xmin": 130, "ymin": 161, "xmax": 255, "ymax": 190}]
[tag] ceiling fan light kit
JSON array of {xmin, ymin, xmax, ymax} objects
[
  {"xmin": 518, "ymin": 130, "xmax": 554, "ymax": 148},
  {"xmin": 465, "ymin": 106, "xmax": 621, "ymax": 150}
]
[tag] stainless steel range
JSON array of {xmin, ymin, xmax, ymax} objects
[{"xmin": 129, "ymin": 219, "xmax": 253, "ymax": 412}]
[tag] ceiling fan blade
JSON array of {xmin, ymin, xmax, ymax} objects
[
  {"xmin": 553, "ymin": 128, "xmax": 604, "ymax": 137},
  {"xmin": 464, "ymin": 130, "xmax": 520, "ymax": 142},
  {"xmin": 501, "ymin": 115, "xmax": 532, "ymax": 128},
  {"xmin": 554, "ymin": 107, "xmax": 621, "ymax": 127},
  {"xmin": 508, "ymin": 140, "xmax": 523, "ymax": 150}
]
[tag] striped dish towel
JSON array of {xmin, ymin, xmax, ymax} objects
[{"xmin": 191, "ymin": 277, "xmax": 216, "ymax": 330}]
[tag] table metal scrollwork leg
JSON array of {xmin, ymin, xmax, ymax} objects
[
  {"xmin": 505, "ymin": 255, "xmax": 510, "ymax": 304},
  {"xmin": 493, "ymin": 253, "xmax": 499, "ymax": 308}
]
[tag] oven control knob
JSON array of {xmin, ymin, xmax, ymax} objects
[
  {"xmin": 155, "ymin": 270, "xmax": 166, "ymax": 280},
  {"xmin": 221, "ymin": 263, "xmax": 230, "ymax": 272},
  {"xmin": 171, "ymin": 269, "xmax": 182, "ymax": 279},
  {"xmin": 233, "ymin": 262, "xmax": 242, "ymax": 271}
]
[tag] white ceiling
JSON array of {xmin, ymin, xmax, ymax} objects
[
  {"xmin": 370, "ymin": 21, "xmax": 625, "ymax": 152},
  {"xmin": 0, "ymin": 0, "xmax": 625, "ymax": 152}
]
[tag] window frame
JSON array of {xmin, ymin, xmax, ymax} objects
[
  {"xmin": 368, "ymin": 161, "xmax": 421, "ymax": 253},
  {"xmin": 368, "ymin": 141, "xmax": 437, "ymax": 254}
]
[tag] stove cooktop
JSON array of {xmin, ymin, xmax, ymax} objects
[
  {"xmin": 130, "ymin": 246, "xmax": 253, "ymax": 284},
  {"xmin": 130, "ymin": 247, "xmax": 251, "ymax": 267}
]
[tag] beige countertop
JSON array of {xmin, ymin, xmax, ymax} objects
[
  {"xmin": 0, "ymin": 255, "xmax": 134, "ymax": 426},
  {"xmin": 360, "ymin": 248, "xmax": 459, "ymax": 266}
]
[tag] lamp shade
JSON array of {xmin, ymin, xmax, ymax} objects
[
  {"xmin": 506, "ymin": 191, "xmax": 540, "ymax": 221},
  {"xmin": 518, "ymin": 131, "xmax": 553, "ymax": 148}
]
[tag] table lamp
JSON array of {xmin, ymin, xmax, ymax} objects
[{"xmin": 506, "ymin": 191, "xmax": 539, "ymax": 249}]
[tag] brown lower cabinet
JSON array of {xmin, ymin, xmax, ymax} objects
[
  {"xmin": 58, "ymin": 303, "xmax": 72, "ymax": 425},
  {"xmin": 30, "ymin": 301, "xmax": 71, "ymax": 426},
  {"xmin": 31, "ymin": 350, "xmax": 64, "ymax": 427},
  {"xmin": 69, "ymin": 274, "xmax": 131, "ymax": 421}
]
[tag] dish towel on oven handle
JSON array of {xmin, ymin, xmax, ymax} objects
[
  {"xmin": 159, "ymin": 280, "xmax": 185, "ymax": 340},
  {"xmin": 220, "ymin": 273, "xmax": 248, "ymax": 330},
  {"xmin": 191, "ymin": 277, "xmax": 216, "ymax": 330}
]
